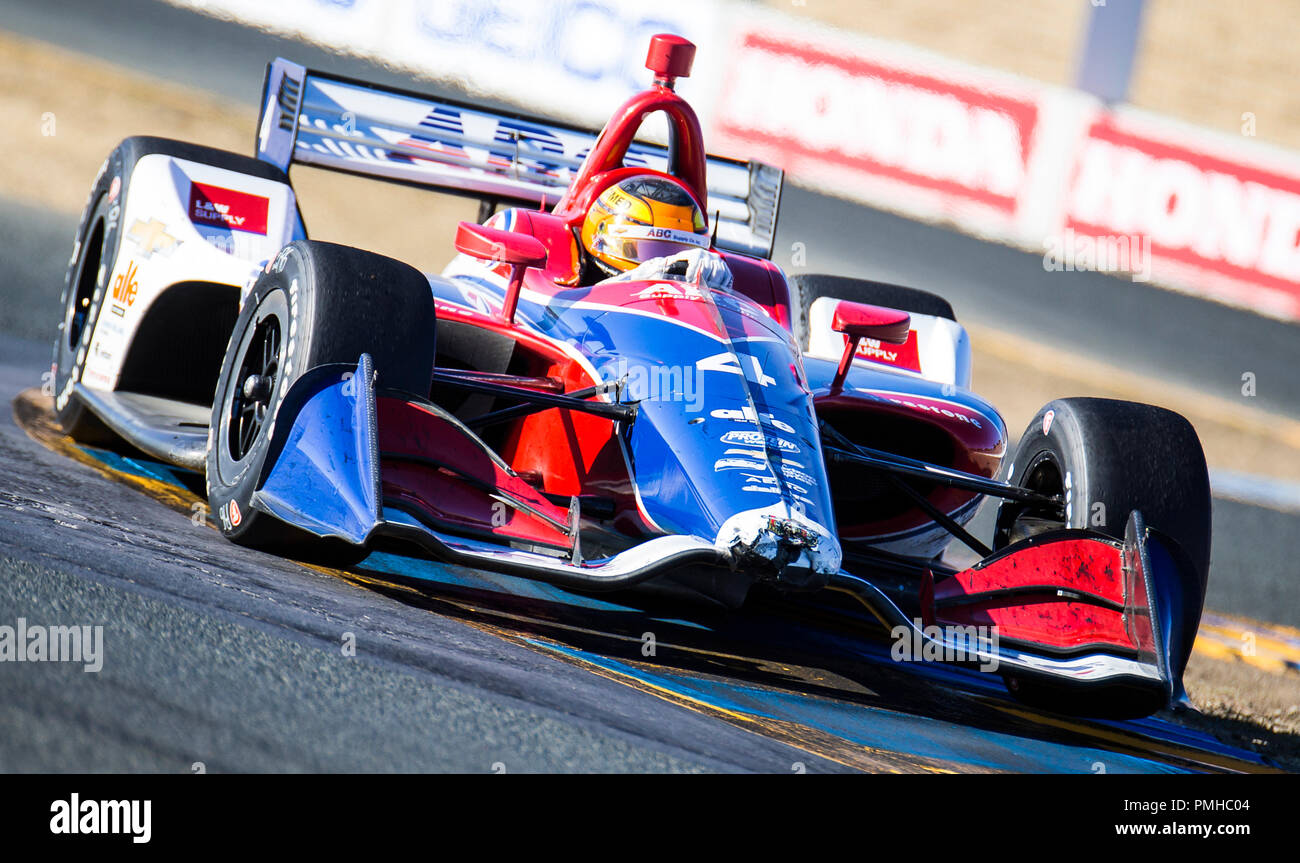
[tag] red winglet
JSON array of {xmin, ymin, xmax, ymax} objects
[{"xmin": 454, "ymin": 222, "xmax": 548, "ymax": 323}]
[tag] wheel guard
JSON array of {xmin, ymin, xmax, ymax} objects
[
  {"xmin": 252, "ymin": 355, "xmax": 383, "ymax": 545},
  {"xmin": 253, "ymin": 353, "xmax": 574, "ymax": 549}
]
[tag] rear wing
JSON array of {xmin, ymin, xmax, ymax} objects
[{"xmin": 255, "ymin": 58, "xmax": 783, "ymax": 259}]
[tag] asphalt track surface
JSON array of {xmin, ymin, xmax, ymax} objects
[{"xmin": 0, "ymin": 0, "xmax": 1295, "ymax": 772}]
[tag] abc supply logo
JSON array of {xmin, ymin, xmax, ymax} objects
[
  {"xmin": 855, "ymin": 329, "xmax": 921, "ymax": 372},
  {"xmin": 188, "ymin": 182, "xmax": 269, "ymax": 234}
]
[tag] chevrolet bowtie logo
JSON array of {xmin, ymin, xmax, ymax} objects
[{"xmin": 126, "ymin": 218, "xmax": 179, "ymax": 259}]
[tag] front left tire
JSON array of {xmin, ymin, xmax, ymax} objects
[
  {"xmin": 206, "ymin": 240, "xmax": 436, "ymax": 551},
  {"xmin": 54, "ymin": 136, "xmax": 294, "ymax": 441}
]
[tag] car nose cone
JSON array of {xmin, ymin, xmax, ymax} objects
[{"xmin": 715, "ymin": 504, "xmax": 842, "ymax": 589}]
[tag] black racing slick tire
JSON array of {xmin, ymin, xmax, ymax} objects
[
  {"xmin": 53, "ymin": 136, "xmax": 291, "ymax": 441},
  {"xmin": 788, "ymin": 273, "xmax": 956, "ymax": 352},
  {"xmin": 206, "ymin": 240, "xmax": 436, "ymax": 551}
]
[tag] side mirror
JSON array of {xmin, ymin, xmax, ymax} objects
[
  {"xmin": 455, "ymin": 221, "xmax": 548, "ymax": 323},
  {"xmin": 830, "ymin": 300, "xmax": 911, "ymax": 391}
]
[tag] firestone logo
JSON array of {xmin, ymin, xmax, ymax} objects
[{"xmin": 883, "ymin": 396, "xmax": 983, "ymax": 429}]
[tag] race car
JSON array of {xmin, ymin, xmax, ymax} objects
[{"xmin": 51, "ymin": 34, "xmax": 1211, "ymax": 717}]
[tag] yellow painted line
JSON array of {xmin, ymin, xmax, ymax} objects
[
  {"xmin": 985, "ymin": 702, "xmax": 1283, "ymax": 774},
  {"xmin": 500, "ymin": 629, "xmax": 966, "ymax": 774},
  {"xmin": 1191, "ymin": 636, "xmax": 1239, "ymax": 664},
  {"xmin": 966, "ymin": 321, "xmax": 1300, "ymax": 450},
  {"xmin": 1240, "ymin": 653, "xmax": 1290, "ymax": 675},
  {"xmin": 12, "ymin": 388, "xmax": 203, "ymax": 515},
  {"xmin": 1192, "ymin": 614, "xmax": 1300, "ymax": 674},
  {"xmin": 1197, "ymin": 614, "xmax": 1300, "ymax": 654}
]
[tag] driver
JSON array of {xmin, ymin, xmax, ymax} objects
[{"xmin": 578, "ymin": 173, "xmax": 733, "ymax": 292}]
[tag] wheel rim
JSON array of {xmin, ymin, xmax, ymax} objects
[
  {"xmin": 66, "ymin": 216, "xmax": 105, "ymax": 352},
  {"xmin": 1003, "ymin": 453, "xmax": 1067, "ymax": 543},
  {"xmin": 227, "ymin": 313, "xmax": 281, "ymax": 462}
]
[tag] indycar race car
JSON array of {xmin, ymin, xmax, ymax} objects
[{"xmin": 51, "ymin": 34, "xmax": 1211, "ymax": 717}]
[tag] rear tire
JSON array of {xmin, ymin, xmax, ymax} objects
[
  {"xmin": 54, "ymin": 154, "xmax": 122, "ymax": 441},
  {"xmin": 206, "ymin": 240, "xmax": 436, "ymax": 554},
  {"xmin": 788, "ymin": 273, "xmax": 955, "ymax": 352}
]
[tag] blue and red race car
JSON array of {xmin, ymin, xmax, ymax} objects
[{"xmin": 51, "ymin": 34, "xmax": 1211, "ymax": 717}]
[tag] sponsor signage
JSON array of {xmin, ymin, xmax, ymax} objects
[
  {"xmin": 714, "ymin": 29, "xmax": 1039, "ymax": 217},
  {"xmin": 188, "ymin": 182, "xmax": 269, "ymax": 234},
  {"xmin": 855, "ymin": 329, "xmax": 922, "ymax": 373},
  {"xmin": 1064, "ymin": 113, "xmax": 1300, "ymax": 319}
]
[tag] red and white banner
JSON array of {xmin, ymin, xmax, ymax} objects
[
  {"xmin": 710, "ymin": 13, "xmax": 1300, "ymax": 323},
  {"xmin": 712, "ymin": 28, "xmax": 1034, "ymax": 226},
  {"xmin": 712, "ymin": 24, "xmax": 1044, "ymax": 240},
  {"xmin": 1063, "ymin": 112, "xmax": 1300, "ymax": 320}
]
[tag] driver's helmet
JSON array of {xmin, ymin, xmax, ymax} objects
[{"xmin": 579, "ymin": 173, "xmax": 709, "ymax": 277}]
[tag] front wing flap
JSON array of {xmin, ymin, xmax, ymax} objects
[{"xmin": 832, "ymin": 512, "xmax": 1192, "ymax": 711}]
